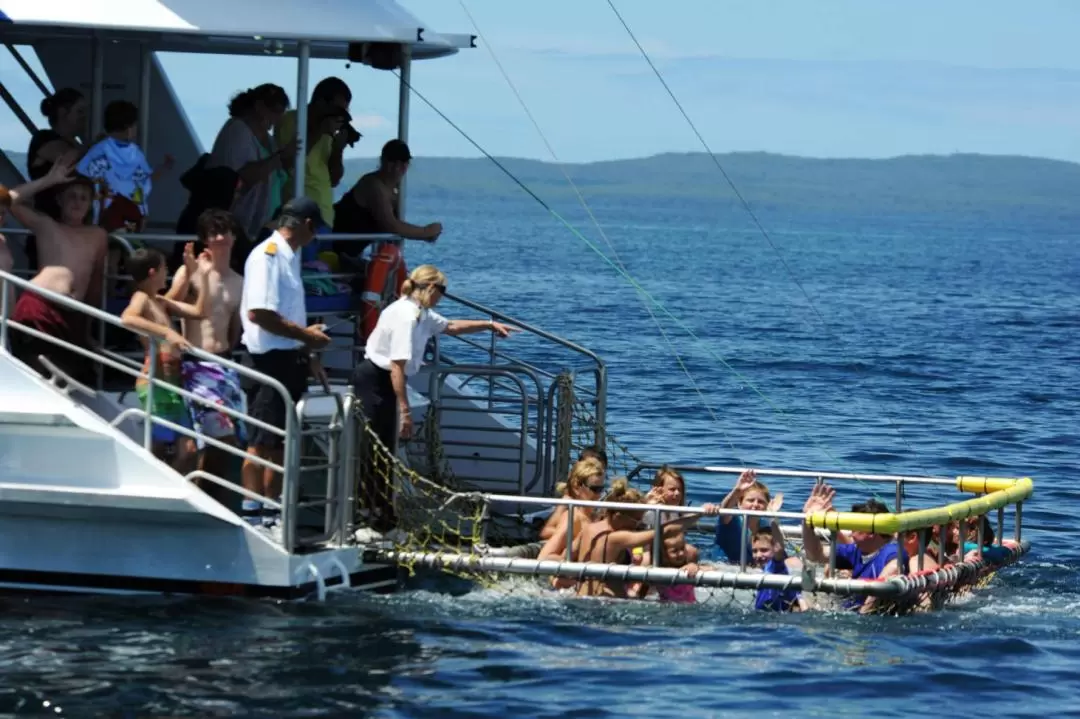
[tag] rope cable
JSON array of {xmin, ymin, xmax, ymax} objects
[
  {"xmin": 455, "ymin": 0, "xmax": 742, "ymax": 463},
  {"xmin": 604, "ymin": 0, "xmax": 923, "ymax": 475},
  {"xmin": 393, "ymin": 70, "xmax": 864, "ymax": 481}
]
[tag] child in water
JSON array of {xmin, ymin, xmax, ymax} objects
[
  {"xmin": 750, "ymin": 524, "xmax": 807, "ymax": 612},
  {"xmin": 650, "ymin": 528, "xmax": 701, "ymax": 604}
]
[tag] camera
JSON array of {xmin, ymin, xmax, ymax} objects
[{"xmin": 340, "ymin": 121, "xmax": 362, "ymax": 148}]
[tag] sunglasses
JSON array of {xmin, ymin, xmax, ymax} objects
[
  {"xmin": 433, "ymin": 283, "xmax": 447, "ymax": 293},
  {"xmin": 585, "ymin": 483, "xmax": 605, "ymax": 493}
]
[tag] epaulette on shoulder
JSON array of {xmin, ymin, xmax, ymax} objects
[{"xmin": 264, "ymin": 241, "xmax": 278, "ymax": 256}]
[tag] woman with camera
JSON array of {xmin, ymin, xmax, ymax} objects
[{"xmin": 274, "ymin": 76, "xmax": 356, "ymax": 234}]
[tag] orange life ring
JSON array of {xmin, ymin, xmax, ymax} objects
[{"xmin": 359, "ymin": 242, "xmax": 407, "ymax": 341}]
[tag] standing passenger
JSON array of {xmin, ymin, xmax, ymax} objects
[
  {"xmin": 353, "ymin": 265, "xmax": 515, "ymax": 542},
  {"xmin": 5, "ymin": 160, "xmax": 106, "ymax": 387},
  {"xmin": 166, "ymin": 209, "xmax": 247, "ymax": 485},
  {"xmin": 332, "ymin": 140, "xmax": 442, "ymax": 257},
  {"xmin": 239, "ymin": 197, "xmax": 330, "ymax": 534},
  {"xmin": 208, "ymin": 84, "xmax": 293, "ymax": 241}
]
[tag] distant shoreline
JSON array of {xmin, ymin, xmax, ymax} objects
[{"xmin": 5, "ymin": 149, "xmax": 1079, "ymax": 214}]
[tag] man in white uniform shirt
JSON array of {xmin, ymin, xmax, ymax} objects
[{"xmin": 239, "ymin": 196, "xmax": 330, "ymax": 531}]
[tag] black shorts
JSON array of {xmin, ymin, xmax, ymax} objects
[{"xmin": 247, "ymin": 348, "xmax": 309, "ymax": 450}]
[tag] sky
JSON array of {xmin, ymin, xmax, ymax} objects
[{"xmin": 2, "ymin": 0, "xmax": 1080, "ymax": 163}]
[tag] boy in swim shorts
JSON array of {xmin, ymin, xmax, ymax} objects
[{"xmin": 166, "ymin": 209, "xmax": 248, "ymax": 485}]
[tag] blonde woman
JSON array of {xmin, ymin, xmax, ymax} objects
[
  {"xmin": 537, "ymin": 457, "xmax": 607, "ymax": 562},
  {"xmin": 574, "ymin": 479, "xmax": 697, "ymax": 599},
  {"xmin": 539, "ymin": 450, "xmax": 608, "ymax": 541},
  {"xmin": 354, "ymin": 264, "xmax": 516, "ymax": 539}
]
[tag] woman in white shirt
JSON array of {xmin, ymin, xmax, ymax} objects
[
  {"xmin": 354, "ymin": 264, "xmax": 514, "ymax": 536},
  {"xmin": 207, "ymin": 84, "xmax": 294, "ymax": 240}
]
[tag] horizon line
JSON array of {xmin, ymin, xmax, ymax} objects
[{"xmin": 3, "ymin": 148, "xmax": 1077, "ymax": 167}]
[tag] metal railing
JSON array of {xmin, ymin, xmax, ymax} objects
[
  {"xmin": 626, "ymin": 463, "xmax": 964, "ymax": 515},
  {"xmin": 0, "ymin": 266, "xmax": 353, "ymax": 553},
  {"xmin": 430, "ymin": 292, "xmax": 607, "ymax": 496},
  {"xmin": 474, "ymin": 473, "xmax": 1030, "ymax": 589},
  {"xmin": 622, "ymin": 463, "xmax": 1032, "ymax": 576},
  {"xmin": 1, "ymin": 221, "xmax": 609, "ymax": 510},
  {"xmin": 428, "ymin": 364, "xmax": 546, "ymax": 495}
]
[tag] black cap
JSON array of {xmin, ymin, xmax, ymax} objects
[
  {"xmin": 381, "ymin": 139, "xmax": 412, "ymax": 164},
  {"xmin": 279, "ymin": 196, "xmax": 324, "ymax": 228}
]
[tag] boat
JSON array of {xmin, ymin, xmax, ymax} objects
[
  {"xmin": 0, "ymin": 1, "xmax": 1032, "ymax": 607},
  {"xmin": 0, "ymin": 0, "xmax": 608, "ymax": 598}
]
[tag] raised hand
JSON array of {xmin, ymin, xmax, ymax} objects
[
  {"xmin": 45, "ymin": 156, "xmax": 77, "ymax": 186},
  {"xmin": 767, "ymin": 491, "xmax": 784, "ymax": 514},
  {"xmin": 802, "ymin": 483, "xmax": 836, "ymax": 514},
  {"xmin": 734, "ymin": 469, "xmax": 758, "ymax": 494},
  {"xmin": 197, "ymin": 249, "xmax": 214, "ymax": 272},
  {"xmin": 182, "ymin": 242, "xmax": 198, "ymax": 275}
]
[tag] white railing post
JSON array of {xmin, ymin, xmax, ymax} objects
[
  {"xmin": 651, "ymin": 507, "xmax": 663, "ymax": 568},
  {"xmin": 293, "ymin": 40, "xmax": 310, "ymax": 201},
  {"xmin": 564, "ymin": 499, "xmax": 574, "ymax": 561},
  {"xmin": 281, "ymin": 395, "xmax": 302, "ymax": 552},
  {"xmin": 397, "ymin": 44, "xmax": 412, "ymax": 221}
]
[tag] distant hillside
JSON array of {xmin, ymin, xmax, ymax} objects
[{"xmin": 6, "ymin": 149, "xmax": 1080, "ymax": 218}]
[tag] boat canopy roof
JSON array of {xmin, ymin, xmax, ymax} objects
[{"xmin": 0, "ymin": 0, "xmax": 475, "ymax": 59}]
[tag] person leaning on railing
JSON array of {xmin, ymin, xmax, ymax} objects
[
  {"xmin": 238, "ymin": 196, "xmax": 330, "ymax": 536},
  {"xmin": 331, "ymin": 140, "xmax": 442, "ymax": 258},
  {"xmin": 352, "ymin": 264, "xmax": 516, "ymax": 542}
]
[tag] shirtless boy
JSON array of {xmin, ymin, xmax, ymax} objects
[
  {"xmin": 166, "ymin": 209, "xmax": 246, "ymax": 482},
  {"xmin": 5, "ymin": 159, "xmax": 106, "ymax": 386},
  {"xmin": 121, "ymin": 247, "xmax": 207, "ymax": 471}
]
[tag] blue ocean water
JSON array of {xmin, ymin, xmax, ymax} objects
[{"xmin": 3, "ymin": 193, "xmax": 1079, "ymax": 717}]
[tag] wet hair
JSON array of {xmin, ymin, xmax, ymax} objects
[
  {"xmin": 600, "ymin": 477, "xmax": 644, "ymax": 520},
  {"xmin": 972, "ymin": 514, "xmax": 995, "ymax": 546},
  {"xmin": 311, "ymin": 77, "xmax": 351, "ymax": 105},
  {"xmin": 196, "ymin": 208, "xmax": 236, "ymax": 242},
  {"xmin": 752, "ymin": 527, "xmax": 774, "ymax": 544},
  {"xmin": 578, "ymin": 445, "xmax": 608, "ymax": 468},
  {"xmin": 104, "ymin": 101, "xmax": 138, "ymax": 134},
  {"xmin": 40, "ymin": 88, "xmax": 84, "ymax": 126},
  {"xmin": 128, "ymin": 247, "xmax": 167, "ymax": 283},
  {"xmin": 401, "ymin": 264, "xmax": 447, "ymax": 297},
  {"xmin": 228, "ymin": 84, "xmax": 289, "ymax": 118},
  {"xmin": 555, "ymin": 457, "xmax": 605, "ymax": 497},
  {"xmin": 851, "ymin": 498, "xmax": 889, "ymax": 515},
  {"xmin": 652, "ymin": 465, "xmax": 686, "ymax": 504}
]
